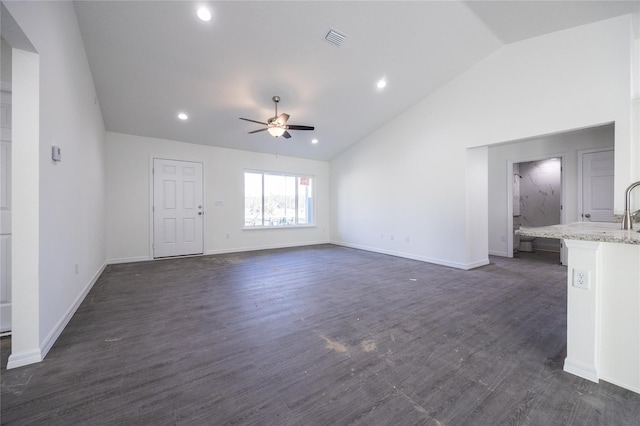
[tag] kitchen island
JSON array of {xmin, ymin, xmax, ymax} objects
[{"xmin": 517, "ymin": 222, "xmax": 640, "ymax": 394}]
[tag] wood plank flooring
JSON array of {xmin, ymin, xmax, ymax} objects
[{"xmin": 1, "ymin": 245, "xmax": 639, "ymax": 425}]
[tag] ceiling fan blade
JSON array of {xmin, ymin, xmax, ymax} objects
[
  {"xmin": 248, "ymin": 128, "xmax": 268, "ymax": 134},
  {"xmin": 276, "ymin": 113, "xmax": 290, "ymax": 125},
  {"xmin": 240, "ymin": 117, "xmax": 268, "ymax": 125},
  {"xmin": 282, "ymin": 131, "xmax": 292, "ymax": 139},
  {"xmin": 286, "ymin": 125, "xmax": 315, "ymax": 131}
]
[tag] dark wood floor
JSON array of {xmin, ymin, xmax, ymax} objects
[{"xmin": 2, "ymin": 245, "xmax": 639, "ymax": 425}]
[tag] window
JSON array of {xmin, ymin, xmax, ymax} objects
[{"xmin": 244, "ymin": 171, "xmax": 314, "ymax": 227}]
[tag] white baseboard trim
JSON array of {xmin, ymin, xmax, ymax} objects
[
  {"xmin": 205, "ymin": 240, "xmax": 331, "ymax": 256},
  {"xmin": 7, "ymin": 349, "xmax": 42, "ymax": 369},
  {"xmin": 331, "ymin": 241, "xmax": 489, "ymax": 270},
  {"xmin": 599, "ymin": 376, "xmax": 640, "ymax": 395},
  {"xmin": 564, "ymin": 357, "xmax": 599, "ymax": 383},
  {"xmin": 37, "ymin": 261, "xmax": 107, "ymax": 366},
  {"xmin": 489, "ymin": 250, "xmax": 510, "ymax": 257},
  {"xmin": 107, "ymin": 255, "xmax": 152, "ymax": 265}
]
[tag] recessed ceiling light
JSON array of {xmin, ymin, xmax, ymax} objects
[
  {"xmin": 178, "ymin": 113, "xmax": 188, "ymax": 120},
  {"xmin": 197, "ymin": 7, "xmax": 212, "ymax": 22},
  {"xmin": 311, "ymin": 139, "xmax": 319, "ymax": 144},
  {"xmin": 376, "ymin": 79, "xmax": 387, "ymax": 89}
]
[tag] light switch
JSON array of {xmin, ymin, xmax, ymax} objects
[{"xmin": 52, "ymin": 146, "xmax": 61, "ymax": 161}]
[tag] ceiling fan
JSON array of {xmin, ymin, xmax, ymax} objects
[{"xmin": 240, "ymin": 96, "xmax": 315, "ymax": 138}]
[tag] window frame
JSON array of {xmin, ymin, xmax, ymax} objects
[{"xmin": 243, "ymin": 170, "xmax": 316, "ymax": 229}]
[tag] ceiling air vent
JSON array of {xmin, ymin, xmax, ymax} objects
[{"xmin": 325, "ymin": 29, "xmax": 347, "ymax": 47}]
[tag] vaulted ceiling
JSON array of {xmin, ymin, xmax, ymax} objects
[{"xmin": 73, "ymin": 1, "xmax": 639, "ymax": 161}]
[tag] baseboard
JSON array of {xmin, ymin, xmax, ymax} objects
[
  {"xmin": 107, "ymin": 243, "xmax": 333, "ymax": 264},
  {"xmin": 7, "ymin": 349, "xmax": 42, "ymax": 369},
  {"xmin": 205, "ymin": 240, "xmax": 331, "ymax": 256},
  {"xmin": 107, "ymin": 255, "xmax": 152, "ymax": 265},
  {"xmin": 331, "ymin": 241, "xmax": 489, "ymax": 270},
  {"xmin": 564, "ymin": 357, "xmax": 599, "ymax": 383},
  {"xmin": 489, "ymin": 250, "xmax": 510, "ymax": 257},
  {"xmin": 37, "ymin": 261, "xmax": 108, "ymax": 365},
  {"xmin": 600, "ymin": 377, "xmax": 640, "ymax": 395}
]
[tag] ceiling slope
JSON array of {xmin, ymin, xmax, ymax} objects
[{"xmin": 73, "ymin": 1, "xmax": 638, "ymax": 161}]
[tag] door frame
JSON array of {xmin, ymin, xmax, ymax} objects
[
  {"xmin": 507, "ymin": 153, "xmax": 567, "ymax": 263},
  {"xmin": 1, "ymin": 82, "xmax": 12, "ymax": 335},
  {"xmin": 149, "ymin": 157, "xmax": 205, "ymax": 259},
  {"xmin": 577, "ymin": 146, "xmax": 614, "ymax": 223}
]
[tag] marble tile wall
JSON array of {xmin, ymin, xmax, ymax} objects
[{"xmin": 517, "ymin": 158, "xmax": 562, "ymax": 251}]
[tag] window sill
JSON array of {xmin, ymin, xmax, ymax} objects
[{"xmin": 242, "ymin": 224, "xmax": 317, "ymax": 231}]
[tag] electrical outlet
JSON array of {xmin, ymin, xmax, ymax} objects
[{"xmin": 573, "ymin": 269, "xmax": 590, "ymax": 290}]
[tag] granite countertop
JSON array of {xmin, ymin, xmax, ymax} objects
[{"xmin": 516, "ymin": 222, "xmax": 640, "ymax": 245}]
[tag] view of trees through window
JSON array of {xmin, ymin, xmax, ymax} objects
[{"xmin": 244, "ymin": 171, "xmax": 314, "ymax": 227}]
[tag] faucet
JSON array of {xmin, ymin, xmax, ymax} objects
[{"xmin": 622, "ymin": 181, "xmax": 640, "ymax": 230}]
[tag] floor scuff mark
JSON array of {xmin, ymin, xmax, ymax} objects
[
  {"xmin": 361, "ymin": 340, "xmax": 377, "ymax": 352},
  {"xmin": 320, "ymin": 335, "xmax": 347, "ymax": 353}
]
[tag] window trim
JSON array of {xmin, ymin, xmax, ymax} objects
[{"xmin": 243, "ymin": 169, "xmax": 316, "ymax": 229}]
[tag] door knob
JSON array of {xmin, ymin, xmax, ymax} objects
[
  {"xmin": 198, "ymin": 212, "xmax": 204, "ymax": 215},
  {"xmin": 585, "ymin": 213, "xmax": 591, "ymax": 218}
]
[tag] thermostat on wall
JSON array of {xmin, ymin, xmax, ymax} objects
[{"xmin": 52, "ymin": 145, "xmax": 61, "ymax": 161}]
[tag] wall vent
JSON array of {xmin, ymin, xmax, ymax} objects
[{"xmin": 325, "ymin": 29, "xmax": 347, "ymax": 47}]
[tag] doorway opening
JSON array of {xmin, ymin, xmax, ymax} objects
[
  {"xmin": 488, "ymin": 123, "xmax": 615, "ymax": 267},
  {"xmin": 512, "ymin": 157, "xmax": 563, "ymax": 264}
]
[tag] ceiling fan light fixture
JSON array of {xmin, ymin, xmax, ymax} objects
[
  {"xmin": 197, "ymin": 7, "xmax": 212, "ymax": 21},
  {"xmin": 268, "ymin": 126, "xmax": 286, "ymax": 137}
]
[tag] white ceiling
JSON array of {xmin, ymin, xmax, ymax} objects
[{"xmin": 73, "ymin": 1, "xmax": 639, "ymax": 161}]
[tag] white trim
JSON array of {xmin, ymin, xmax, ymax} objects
[
  {"xmin": 148, "ymin": 157, "xmax": 154, "ymax": 260},
  {"xmin": 564, "ymin": 358, "xmax": 599, "ymax": 383},
  {"xmin": 488, "ymin": 250, "xmax": 510, "ymax": 257},
  {"xmin": 600, "ymin": 377, "xmax": 640, "ymax": 395},
  {"xmin": 331, "ymin": 240, "xmax": 489, "ymax": 270},
  {"xmin": 7, "ymin": 261, "xmax": 107, "ymax": 369},
  {"xmin": 205, "ymin": 240, "xmax": 330, "ymax": 256},
  {"xmin": 6, "ymin": 349, "xmax": 42, "ymax": 369},
  {"xmin": 107, "ymin": 256, "xmax": 152, "ymax": 265},
  {"xmin": 106, "ymin": 243, "xmax": 334, "ymax": 264},
  {"xmin": 39, "ymin": 261, "xmax": 108, "ymax": 362},
  {"xmin": 242, "ymin": 224, "xmax": 317, "ymax": 231},
  {"xmin": 243, "ymin": 169, "xmax": 317, "ymax": 228}
]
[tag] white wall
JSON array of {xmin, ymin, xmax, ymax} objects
[
  {"xmin": 331, "ymin": 16, "xmax": 634, "ymax": 269},
  {"xmin": 4, "ymin": 1, "xmax": 106, "ymax": 367},
  {"xmin": 106, "ymin": 132, "xmax": 330, "ymax": 262},
  {"xmin": 488, "ymin": 124, "xmax": 614, "ymax": 256}
]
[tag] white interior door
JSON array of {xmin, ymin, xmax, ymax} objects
[
  {"xmin": 1, "ymin": 87, "xmax": 12, "ymax": 333},
  {"xmin": 153, "ymin": 159, "xmax": 204, "ymax": 258},
  {"xmin": 582, "ymin": 150, "xmax": 614, "ymax": 222}
]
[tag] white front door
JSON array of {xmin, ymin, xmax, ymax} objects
[
  {"xmin": 153, "ymin": 159, "xmax": 204, "ymax": 258},
  {"xmin": 1, "ymin": 87, "xmax": 12, "ymax": 333},
  {"xmin": 582, "ymin": 150, "xmax": 614, "ymax": 222}
]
